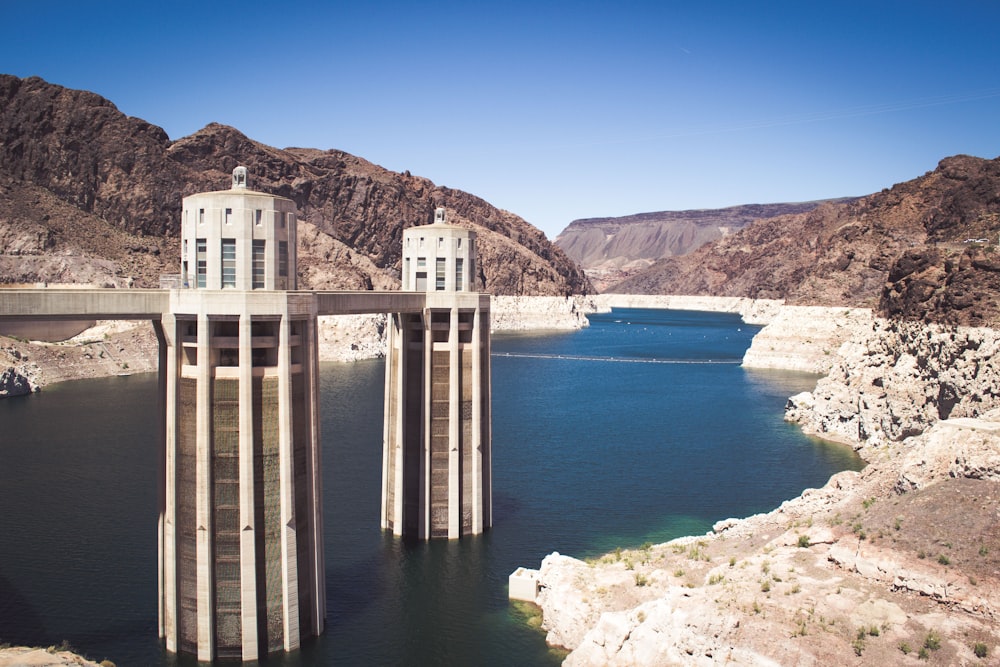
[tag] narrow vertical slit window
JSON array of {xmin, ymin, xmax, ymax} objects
[
  {"xmin": 255, "ymin": 209, "xmax": 262, "ymax": 226},
  {"xmin": 221, "ymin": 238, "xmax": 236, "ymax": 288},
  {"xmin": 198, "ymin": 208, "xmax": 205, "ymax": 225},
  {"xmin": 455, "ymin": 258, "xmax": 464, "ymax": 290},
  {"xmin": 435, "ymin": 257, "xmax": 446, "ymax": 291},
  {"xmin": 224, "ymin": 208, "xmax": 232, "ymax": 225},
  {"xmin": 279, "ymin": 241, "xmax": 288, "ymax": 277},
  {"xmin": 196, "ymin": 238, "xmax": 207, "ymax": 288},
  {"xmin": 252, "ymin": 240, "xmax": 265, "ymax": 289}
]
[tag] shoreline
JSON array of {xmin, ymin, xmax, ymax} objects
[{"xmin": 512, "ymin": 301, "xmax": 1000, "ymax": 665}]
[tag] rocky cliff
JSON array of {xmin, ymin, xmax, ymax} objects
[
  {"xmin": 786, "ymin": 318, "xmax": 1000, "ymax": 453},
  {"xmin": 0, "ymin": 75, "xmax": 591, "ymax": 296},
  {"xmin": 609, "ymin": 155, "xmax": 1000, "ymax": 315},
  {"xmin": 555, "ymin": 202, "xmax": 846, "ymax": 291}
]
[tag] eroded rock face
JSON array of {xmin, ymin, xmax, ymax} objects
[
  {"xmin": 785, "ymin": 318, "xmax": 1000, "ymax": 450},
  {"xmin": 881, "ymin": 246, "xmax": 1000, "ymax": 328},
  {"xmin": 0, "ymin": 366, "xmax": 33, "ymax": 397}
]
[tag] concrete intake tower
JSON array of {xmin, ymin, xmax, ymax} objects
[
  {"xmin": 382, "ymin": 207, "xmax": 493, "ymax": 538},
  {"xmin": 159, "ymin": 167, "xmax": 324, "ymax": 660}
]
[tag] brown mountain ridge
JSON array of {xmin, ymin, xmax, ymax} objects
[
  {"xmin": 610, "ymin": 154, "xmax": 1000, "ymax": 326},
  {"xmin": 0, "ymin": 74, "xmax": 591, "ymax": 295}
]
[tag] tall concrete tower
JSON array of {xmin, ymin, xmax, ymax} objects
[
  {"xmin": 382, "ymin": 207, "xmax": 492, "ymax": 538},
  {"xmin": 159, "ymin": 168, "xmax": 324, "ymax": 660}
]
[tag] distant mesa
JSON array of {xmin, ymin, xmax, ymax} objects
[{"xmin": 554, "ymin": 201, "xmax": 854, "ymax": 291}]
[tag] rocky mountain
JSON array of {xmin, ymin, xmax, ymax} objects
[
  {"xmin": 554, "ymin": 201, "xmax": 847, "ymax": 290},
  {"xmin": 609, "ymin": 155, "xmax": 1000, "ymax": 322},
  {"xmin": 0, "ymin": 75, "xmax": 591, "ymax": 295}
]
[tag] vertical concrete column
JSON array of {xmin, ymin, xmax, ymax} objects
[
  {"xmin": 380, "ymin": 315, "xmax": 394, "ymax": 531},
  {"xmin": 381, "ymin": 315, "xmax": 397, "ymax": 533},
  {"xmin": 447, "ymin": 306, "xmax": 460, "ymax": 538},
  {"xmin": 483, "ymin": 307, "xmax": 493, "ymax": 528},
  {"xmin": 470, "ymin": 306, "xmax": 483, "ymax": 534},
  {"xmin": 276, "ymin": 314, "xmax": 300, "ymax": 651},
  {"xmin": 195, "ymin": 312, "xmax": 214, "ymax": 661},
  {"xmin": 305, "ymin": 316, "xmax": 325, "ymax": 634},
  {"xmin": 158, "ymin": 314, "xmax": 178, "ymax": 650},
  {"xmin": 420, "ymin": 309, "xmax": 432, "ymax": 539},
  {"xmin": 237, "ymin": 312, "xmax": 259, "ymax": 660},
  {"xmin": 392, "ymin": 316, "xmax": 406, "ymax": 534}
]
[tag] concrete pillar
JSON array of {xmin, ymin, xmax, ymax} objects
[
  {"xmin": 238, "ymin": 312, "xmax": 259, "ymax": 660},
  {"xmin": 305, "ymin": 316, "xmax": 325, "ymax": 634},
  {"xmin": 420, "ymin": 309, "xmax": 432, "ymax": 540},
  {"xmin": 471, "ymin": 307, "xmax": 482, "ymax": 534},
  {"xmin": 448, "ymin": 306, "xmax": 460, "ymax": 538},
  {"xmin": 195, "ymin": 312, "xmax": 214, "ymax": 662},
  {"xmin": 158, "ymin": 314, "xmax": 178, "ymax": 651},
  {"xmin": 277, "ymin": 314, "xmax": 300, "ymax": 651}
]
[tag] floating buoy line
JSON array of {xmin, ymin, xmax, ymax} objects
[{"xmin": 491, "ymin": 352, "xmax": 741, "ymax": 365}]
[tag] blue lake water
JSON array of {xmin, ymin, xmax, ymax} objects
[{"xmin": 0, "ymin": 308, "xmax": 862, "ymax": 665}]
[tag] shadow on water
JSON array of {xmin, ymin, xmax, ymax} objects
[{"xmin": 0, "ymin": 573, "xmax": 45, "ymax": 647}]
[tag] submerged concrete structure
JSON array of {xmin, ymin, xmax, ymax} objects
[
  {"xmin": 0, "ymin": 170, "xmax": 493, "ymax": 662},
  {"xmin": 382, "ymin": 208, "xmax": 492, "ymax": 538}
]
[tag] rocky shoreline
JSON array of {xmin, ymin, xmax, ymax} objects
[{"xmin": 513, "ymin": 301, "xmax": 1000, "ymax": 666}]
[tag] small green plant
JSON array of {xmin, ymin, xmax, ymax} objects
[
  {"xmin": 894, "ymin": 517, "xmax": 902, "ymax": 531},
  {"xmin": 938, "ymin": 554, "xmax": 951, "ymax": 566},
  {"xmin": 614, "ymin": 546, "xmax": 622, "ymax": 561},
  {"xmin": 862, "ymin": 497, "xmax": 876, "ymax": 509},
  {"xmin": 797, "ymin": 534, "xmax": 811, "ymax": 548},
  {"xmin": 761, "ymin": 561, "xmax": 770, "ymax": 575},
  {"xmin": 924, "ymin": 631, "xmax": 941, "ymax": 651},
  {"xmin": 708, "ymin": 573, "xmax": 725, "ymax": 585},
  {"xmin": 760, "ymin": 579, "xmax": 771, "ymax": 593},
  {"xmin": 918, "ymin": 550, "xmax": 927, "ymax": 559},
  {"xmin": 918, "ymin": 647, "xmax": 929, "ymax": 660},
  {"xmin": 852, "ymin": 637, "xmax": 865, "ymax": 656},
  {"xmin": 868, "ymin": 625, "xmax": 880, "ymax": 637},
  {"xmin": 634, "ymin": 573, "xmax": 648, "ymax": 587},
  {"xmin": 640, "ymin": 541, "xmax": 652, "ymax": 551},
  {"xmin": 752, "ymin": 600, "xmax": 761, "ymax": 614},
  {"xmin": 673, "ymin": 568, "xmax": 684, "ymax": 577},
  {"xmin": 973, "ymin": 642, "xmax": 988, "ymax": 659},
  {"xmin": 899, "ymin": 641, "xmax": 911, "ymax": 654},
  {"xmin": 729, "ymin": 556, "xmax": 736, "ymax": 567},
  {"xmin": 979, "ymin": 545, "xmax": 989, "ymax": 557},
  {"xmin": 790, "ymin": 583, "xmax": 801, "ymax": 594},
  {"xmin": 795, "ymin": 619, "xmax": 807, "ymax": 637},
  {"xmin": 637, "ymin": 610, "xmax": 646, "ymax": 623}
]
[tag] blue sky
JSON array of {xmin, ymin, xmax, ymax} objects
[{"xmin": 3, "ymin": 1, "xmax": 1000, "ymax": 238}]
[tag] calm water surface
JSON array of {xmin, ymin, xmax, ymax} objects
[{"xmin": 0, "ymin": 309, "xmax": 862, "ymax": 665}]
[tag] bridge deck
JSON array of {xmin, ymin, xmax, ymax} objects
[{"xmin": 0, "ymin": 289, "xmax": 489, "ymax": 321}]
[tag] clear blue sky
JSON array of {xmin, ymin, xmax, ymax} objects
[{"xmin": 3, "ymin": 1, "xmax": 999, "ymax": 238}]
